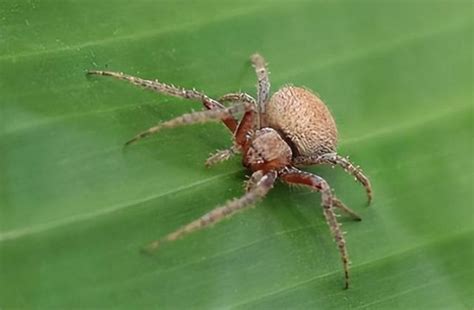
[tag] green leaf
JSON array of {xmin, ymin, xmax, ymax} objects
[{"xmin": 1, "ymin": 0, "xmax": 473, "ymax": 308}]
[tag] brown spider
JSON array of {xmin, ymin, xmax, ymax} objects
[{"xmin": 87, "ymin": 54, "xmax": 372, "ymax": 289}]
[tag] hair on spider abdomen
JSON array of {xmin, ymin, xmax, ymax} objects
[
  {"xmin": 87, "ymin": 53, "xmax": 373, "ymax": 289},
  {"xmin": 265, "ymin": 86, "xmax": 338, "ymax": 157}
]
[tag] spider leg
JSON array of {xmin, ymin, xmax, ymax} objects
[
  {"xmin": 244, "ymin": 170, "xmax": 264, "ymax": 192},
  {"xmin": 201, "ymin": 93, "xmax": 256, "ymax": 164},
  {"xmin": 294, "ymin": 153, "xmax": 373, "ymax": 204},
  {"xmin": 219, "ymin": 93, "xmax": 260, "ymax": 130},
  {"xmin": 143, "ymin": 170, "xmax": 277, "ymax": 253},
  {"xmin": 203, "ymin": 93, "xmax": 257, "ymax": 166},
  {"xmin": 251, "ymin": 53, "xmax": 271, "ymax": 108},
  {"xmin": 205, "ymin": 145, "xmax": 240, "ymax": 167},
  {"xmin": 280, "ymin": 167, "xmax": 351, "ymax": 289},
  {"xmin": 251, "ymin": 53, "xmax": 271, "ymax": 127},
  {"xmin": 230, "ymin": 98, "xmax": 258, "ymax": 148},
  {"xmin": 219, "ymin": 92, "xmax": 257, "ymax": 106},
  {"xmin": 333, "ymin": 197, "xmax": 362, "ymax": 221},
  {"xmin": 125, "ymin": 102, "xmax": 253, "ymax": 146},
  {"xmin": 87, "ymin": 70, "xmax": 238, "ymax": 132}
]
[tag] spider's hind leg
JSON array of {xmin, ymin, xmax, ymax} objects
[
  {"xmin": 333, "ymin": 197, "xmax": 362, "ymax": 221},
  {"xmin": 280, "ymin": 167, "xmax": 351, "ymax": 289},
  {"xmin": 294, "ymin": 153, "xmax": 373, "ymax": 204}
]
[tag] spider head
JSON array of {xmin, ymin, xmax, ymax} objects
[{"xmin": 243, "ymin": 128, "xmax": 292, "ymax": 173}]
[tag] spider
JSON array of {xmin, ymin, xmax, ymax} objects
[{"xmin": 87, "ymin": 53, "xmax": 372, "ymax": 289}]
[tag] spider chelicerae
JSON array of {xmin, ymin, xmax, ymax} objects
[{"xmin": 87, "ymin": 53, "xmax": 372, "ymax": 288}]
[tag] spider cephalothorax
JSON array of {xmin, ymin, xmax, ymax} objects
[
  {"xmin": 87, "ymin": 54, "xmax": 372, "ymax": 289},
  {"xmin": 243, "ymin": 128, "xmax": 292, "ymax": 172}
]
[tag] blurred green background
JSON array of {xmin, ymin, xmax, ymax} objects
[{"xmin": 1, "ymin": 0, "xmax": 473, "ymax": 308}]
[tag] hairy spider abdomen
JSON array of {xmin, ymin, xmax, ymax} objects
[
  {"xmin": 243, "ymin": 128, "xmax": 292, "ymax": 172},
  {"xmin": 264, "ymin": 86, "xmax": 338, "ymax": 157}
]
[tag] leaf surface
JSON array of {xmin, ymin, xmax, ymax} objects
[{"xmin": 1, "ymin": 0, "xmax": 473, "ymax": 308}]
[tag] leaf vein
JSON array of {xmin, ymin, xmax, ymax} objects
[
  {"xmin": 0, "ymin": 169, "xmax": 241, "ymax": 242},
  {"xmin": 0, "ymin": 5, "xmax": 264, "ymax": 62},
  {"xmin": 227, "ymin": 230, "xmax": 474, "ymax": 309}
]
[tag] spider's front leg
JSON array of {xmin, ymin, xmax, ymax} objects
[
  {"xmin": 251, "ymin": 53, "xmax": 271, "ymax": 108},
  {"xmin": 87, "ymin": 70, "xmax": 239, "ymax": 132},
  {"xmin": 203, "ymin": 92, "xmax": 257, "ymax": 167},
  {"xmin": 205, "ymin": 145, "xmax": 240, "ymax": 167},
  {"xmin": 294, "ymin": 153, "xmax": 373, "ymax": 203},
  {"xmin": 219, "ymin": 92, "xmax": 257, "ymax": 106},
  {"xmin": 143, "ymin": 170, "xmax": 277, "ymax": 253},
  {"xmin": 124, "ymin": 101, "xmax": 254, "ymax": 146},
  {"xmin": 251, "ymin": 53, "xmax": 271, "ymax": 127},
  {"xmin": 280, "ymin": 167, "xmax": 351, "ymax": 289},
  {"xmin": 245, "ymin": 170, "xmax": 265, "ymax": 192}
]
